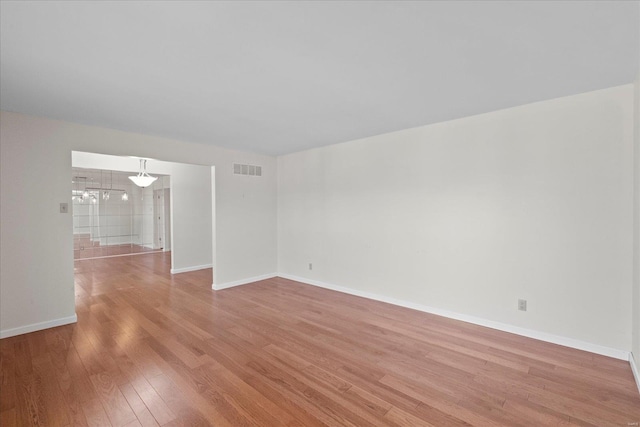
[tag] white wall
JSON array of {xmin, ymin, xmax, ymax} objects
[
  {"xmin": 169, "ymin": 162, "xmax": 212, "ymax": 272},
  {"xmin": 278, "ymin": 85, "xmax": 634, "ymax": 354},
  {"xmin": 215, "ymin": 161, "xmax": 277, "ymax": 287},
  {"xmin": 633, "ymin": 72, "xmax": 640, "ymax": 363},
  {"xmin": 0, "ymin": 112, "xmax": 277, "ymax": 337}
]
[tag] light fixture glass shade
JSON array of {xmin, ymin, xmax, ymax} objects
[
  {"xmin": 122, "ymin": 192, "xmax": 129, "ymax": 201},
  {"xmin": 129, "ymin": 159, "xmax": 157, "ymax": 188},
  {"xmin": 129, "ymin": 175, "xmax": 157, "ymax": 187}
]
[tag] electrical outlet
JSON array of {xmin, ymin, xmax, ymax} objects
[
  {"xmin": 59, "ymin": 202, "xmax": 68, "ymax": 213},
  {"xmin": 518, "ymin": 299, "xmax": 527, "ymax": 311},
  {"xmin": 308, "ymin": 263, "xmax": 312, "ymax": 270}
]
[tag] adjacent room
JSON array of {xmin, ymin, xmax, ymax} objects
[{"xmin": 1, "ymin": 1, "xmax": 639, "ymax": 426}]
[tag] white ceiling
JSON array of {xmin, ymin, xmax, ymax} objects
[{"xmin": 1, "ymin": 1, "xmax": 638, "ymax": 156}]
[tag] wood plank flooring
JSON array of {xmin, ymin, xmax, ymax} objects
[
  {"xmin": 1, "ymin": 252, "xmax": 639, "ymax": 426},
  {"xmin": 73, "ymin": 233, "xmax": 162, "ymax": 260}
]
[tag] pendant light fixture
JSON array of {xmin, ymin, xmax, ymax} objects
[{"xmin": 129, "ymin": 159, "xmax": 157, "ymax": 188}]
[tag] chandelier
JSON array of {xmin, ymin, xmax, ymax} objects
[{"xmin": 129, "ymin": 159, "xmax": 158, "ymax": 188}]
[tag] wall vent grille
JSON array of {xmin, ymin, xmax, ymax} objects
[{"xmin": 233, "ymin": 163, "xmax": 262, "ymax": 177}]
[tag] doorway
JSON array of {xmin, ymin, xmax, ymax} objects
[
  {"xmin": 72, "ymin": 167, "xmax": 171, "ymax": 260},
  {"xmin": 72, "ymin": 151, "xmax": 215, "ymax": 280}
]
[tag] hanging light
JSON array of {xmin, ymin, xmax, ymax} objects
[
  {"xmin": 82, "ymin": 189, "xmax": 89, "ymax": 199},
  {"xmin": 129, "ymin": 159, "xmax": 157, "ymax": 188},
  {"xmin": 122, "ymin": 191, "xmax": 129, "ymax": 201},
  {"xmin": 102, "ymin": 191, "xmax": 110, "ymax": 201},
  {"xmin": 90, "ymin": 194, "xmax": 97, "ymax": 204}
]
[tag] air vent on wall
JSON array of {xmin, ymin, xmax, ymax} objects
[{"xmin": 233, "ymin": 163, "xmax": 262, "ymax": 177}]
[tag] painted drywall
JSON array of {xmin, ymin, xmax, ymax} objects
[
  {"xmin": 73, "ymin": 153, "xmax": 210, "ymax": 271},
  {"xmin": 169, "ymin": 162, "xmax": 212, "ymax": 271},
  {"xmin": 278, "ymin": 85, "xmax": 634, "ymax": 352},
  {"xmin": 633, "ymin": 72, "xmax": 640, "ymax": 362},
  {"xmin": 0, "ymin": 111, "xmax": 277, "ymax": 337}
]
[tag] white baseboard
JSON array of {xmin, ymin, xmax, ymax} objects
[
  {"xmin": 630, "ymin": 353, "xmax": 640, "ymax": 395},
  {"xmin": 0, "ymin": 314, "xmax": 78, "ymax": 339},
  {"xmin": 170, "ymin": 264, "xmax": 212, "ymax": 274},
  {"xmin": 278, "ymin": 274, "xmax": 630, "ymax": 361},
  {"xmin": 213, "ymin": 273, "xmax": 278, "ymax": 291}
]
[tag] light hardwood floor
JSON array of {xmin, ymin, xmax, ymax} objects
[
  {"xmin": 74, "ymin": 233, "xmax": 162, "ymax": 260},
  {"xmin": 1, "ymin": 252, "xmax": 639, "ymax": 426}
]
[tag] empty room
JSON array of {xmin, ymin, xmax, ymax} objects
[{"xmin": 1, "ymin": 1, "xmax": 639, "ymax": 426}]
